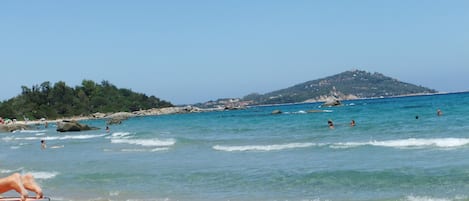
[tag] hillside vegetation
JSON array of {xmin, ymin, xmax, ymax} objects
[
  {"xmin": 243, "ymin": 70, "xmax": 437, "ymax": 105},
  {"xmin": 0, "ymin": 80, "xmax": 172, "ymax": 120}
]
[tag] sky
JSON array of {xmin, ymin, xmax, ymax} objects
[{"xmin": 1, "ymin": 1, "xmax": 468, "ymax": 105}]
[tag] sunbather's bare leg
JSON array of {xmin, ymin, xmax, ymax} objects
[
  {"xmin": 22, "ymin": 174, "xmax": 43, "ymax": 199},
  {"xmin": 0, "ymin": 173, "xmax": 28, "ymax": 201}
]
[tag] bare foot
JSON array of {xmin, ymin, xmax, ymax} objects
[
  {"xmin": 9, "ymin": 173, "xmax": 28, "ymax": 201},
  {"xmin": 21, "ymin": 174, "xmax": 43, "ymax": 199}
]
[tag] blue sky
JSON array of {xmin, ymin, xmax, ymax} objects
[{"xmin": 1, "ymin": 1, "xmax": 468, "ymax": 104}]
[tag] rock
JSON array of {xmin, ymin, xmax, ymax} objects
[
  {"xmin": 307, "ymin": 110, "xmax": 325, "ymax": 113},
  {"xmin": 92, "ymin": 112, "xmax": 107, "ymax": 118},
  {"xmin": 56, "ymin": 120, "xmax": 99, "ymax": 132},
  {"xmin": 132, "ymin": 106, "xmax": 204, "ymax": 116},
  {"xmin": 322, "ymin": 98, "xmax": 341, "ymax": 107},
  {"xmin": 106, "ymin": 118, "xmax": 123, "ymax": 125},
  {"xmin": 0, "ymin": 124, "xmax": 31, "ymax": 132},
  {"xmin": 105, "ymin": 112, "xmax": 136, "ymax": 125},
  {"xmin": 271, "ymin": 110, "xmax": 282, "ymax": 115},
  {"xmin": 106, "ymin": 112, "xmax": 135, "ymax": 119}
]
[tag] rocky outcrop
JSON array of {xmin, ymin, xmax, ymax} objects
[
  {"xmin": 132, "ymin": 106, "xmax": 203, "ymax": 116},
  {"xmin": 92, "ymin": 112, "xmax": 107, "ymax": 118},
  {"xmin": 56, "ymin": 120, "xmax": 99, "ymax": 132},
  {"xmin": 0, "ymin": 124, "xmax": 31, "ymax": 132},
  {"xmin": 105, "ymin": 112, "xmax": 135, "ymax": 125},
  {"xmin": 271, "ymin": 110, "xmax": 282, "ymax": 115},
  {"xmin": 322, "ymin": 97, "xmax": 341, "ymax": 107},
  {"xmin": 307, "ymin": 110, "xmax": 326, "ymax": 113},
  {"xmin": 106, "ymin": 112, "xmax": 135, "ymax": 119}
]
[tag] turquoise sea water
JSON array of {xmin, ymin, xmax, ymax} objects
[{"xmin": 2, "ymin": 92, "xmax": 469, "ymax": 201}]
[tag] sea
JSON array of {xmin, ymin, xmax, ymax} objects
[{"xmin": 1, "ymin": 92, "xmax": 469, "ymax": 201}]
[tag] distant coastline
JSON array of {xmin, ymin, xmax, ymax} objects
[
  {"xmin": 249, "ymin": 91, "xmax": 468, "ymax": 108},
  {"xmin": 2, "ymin": 90, "xmax": 467, "ymax": 132}
]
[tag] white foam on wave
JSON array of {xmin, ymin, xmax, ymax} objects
[
  {"xmin": 213, "ymin": 142, "xmax": 315, "ymax": 152},
  {"xmin": 30, "ymin": 171, "xmax": 59, "ymax": 179},
  {"xmin": 331, "ymin": 138, "xmax": 469, "ymax": 149},
  {"xmin": 18, "ymin": 130, "xmax": 47, "ymax": 133},
  {"xmin": 106, "ymin": 132, "xmax": 132, "ymax": 139},
  {"xmin": 2, "ymin": 134, "xmax": 107, "ymax": 141},
  {"xmin": 121, "ymin": 147, "xmax": 170, "ymax": 152},
  {"xmin": 0, "ymin": 169, "xmax": 58, "ymax": 179},
  {"xmin": 109, "ymin": 190, "xmax": 120, "ymax": 196},
  {"xmin": 404, "ymin": 195, "xmax": 463, "ymax": 201},
  {"xmin": 111, "ymin": 138, "xmax": 176, "ymax": 147},
  {"xmin": 0, "ymin": 169, "xmax": 14, "ymax": 174}
]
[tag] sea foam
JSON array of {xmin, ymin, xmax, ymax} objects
[
  {"xmin": 404, "ymin": 195, "xmax": 464, "ymax": 201},
  {"xmin": 109, "ymin": 132, "xmax": 132, "ymax": 138},
  {"xmin": 331, "ymin": 138, "xmax": 469, "ymax": 149},
  {"xmin": 30, "ymin": 171, "xmax": 59, "ymax": 179},
  {"xmin": 18, "ymin": 130, "xmax": 47, "ymax": 133},
  {"xmin": 213, "ymin": 142, "xmax": 315, "ymax": 152},
  {"xmin": 2, "ymin": 134, "xmax": 107, "ymax": 141},
  {"xmin": 111, "ymin": 138, "xmax": 176, "ymax": 147}
]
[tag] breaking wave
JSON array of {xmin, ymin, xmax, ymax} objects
[
  {"xmin": 213, "ymin": 142, "xmax": 315, "ymax": 152},
  {"xmin": 330, "ymin": 138, "xmax": 469, "ymax": 149},
  {"xmin": 213, "ymin": 138, "xmax": 469, "ymax": 152},
  {"xmin": 111, "ymin": 138, "xmax": 176, "ymax": 147},
  {"xmin": 30, "ymin": 171, "xmax": 59, "ymax": 179},
  {"xmin": 2, "ymin": 134, "xmax": 107, "ymax": 141}
]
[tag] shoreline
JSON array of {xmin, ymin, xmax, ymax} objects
[{"xmin": 9, "ymin": 106, "xmax": 221, "ymax": 127}]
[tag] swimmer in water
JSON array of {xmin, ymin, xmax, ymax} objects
[
  {"xmin": 328, "ymin": 119, "xmax": 334, "ymax": 129},
  {"xmin": 40, "ymin": 140, "xmax": 46, "ymax": 150}
]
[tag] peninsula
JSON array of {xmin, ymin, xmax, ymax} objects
[{"xmin": 196, "ymin": 70, "xmax": 438, "ymax": 108}]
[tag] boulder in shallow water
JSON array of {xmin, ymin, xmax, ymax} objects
[
  {"xmin": 105, "ymin": 112, "xmax": 135, "ymax": 125},
  {"xmin": 271, "ymin": 110, "xmax": 282, "ymax": 115},
  {"xmin": 322, "ymin": 98, "xmax": 341, "ymax": 107},
  {"xmin": 56, "ymin": 120, "xmax": 99, "ymax": 132},
  {"xmin": 0, "ymin": 124, "xmax": 31, "ymax": 132}
]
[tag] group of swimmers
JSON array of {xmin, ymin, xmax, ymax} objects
[
  {"xmin": 327, "ymin": 119, "xmax": 355, "ymax": 129},
  {"xmin": 328, "ymin": 108, "xmax": 443, "ymax": 129}
]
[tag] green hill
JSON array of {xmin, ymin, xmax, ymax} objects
[
  {"xmin": 0, "ymin": 80, "xmax": 173, "ymax": 120},
  {"xmin": 243, "ymin": 70, "xmax": 437, "ymax": 105}
]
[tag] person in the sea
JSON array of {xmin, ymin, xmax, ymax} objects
[
  {"xmin": 105, "ymin": 126, "xmax": 110, "ymax": 133},
  {"xmin": 41, "ymin": 140, "xmax": 47, "ymax": 150},
  {"xmin": 437, "ymin": 109, "xmax": 443, "ymax": 116},
  {"xmin": 350, "ymin": 119, "xmax": 356, "ymax": 127},
  {"xmin": 0, "ymin": 173, "xmax": 43, "ymax": 201},
  {"xmin": 328, "ymin": 119, "xmax": 334, "ymax": 129}
]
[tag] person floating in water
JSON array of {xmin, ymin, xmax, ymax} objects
[
  {"xmin": 0, "ymin": 173, "xmax": 43, "ymax": 201},
  {"xmin": 328, "ymin": 119, "xmax": 334, "ymax": 129},
  {"xmin": 437, "ymin": 109, "xmax": 443, "ymax": 116},
  {"xmin": 41, "ymin": 140, "xmax": 46, "ymax": 150},
  {"xmin": 350, "ymin": 119, "xmax": 356, "ymax": 127},
  {"xmin": 105, "ymin": 126, "xmax": 110, "ymax": 133}
]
